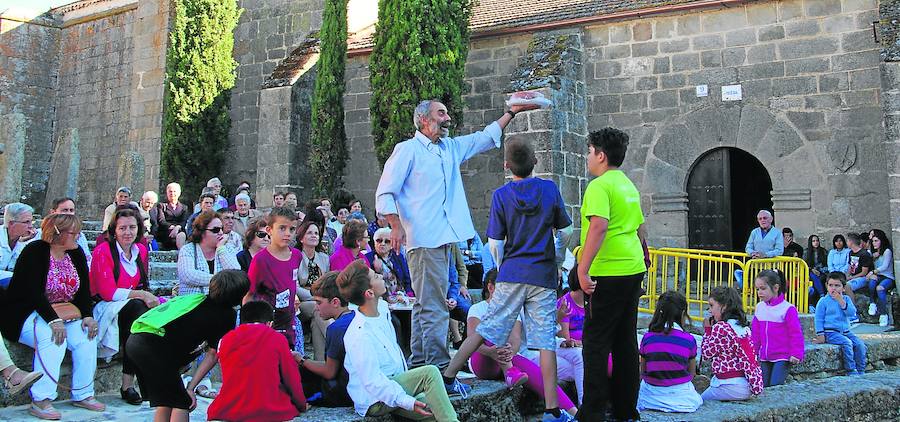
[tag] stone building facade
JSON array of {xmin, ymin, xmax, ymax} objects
[
  {"xmin": 0, "ymin": 0, "xmax": 168, "ymax": 218},
  {"xmin": 3, "ymin": 0, "xmax": 899, "ymax": 256}
]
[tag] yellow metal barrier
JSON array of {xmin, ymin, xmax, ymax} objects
[{"xmin": 645, "ymin": 248, "xmax": 812, "ymax": 321}]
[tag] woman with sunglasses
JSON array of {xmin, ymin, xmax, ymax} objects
[
  {"xmin": 1, "ymin": 214, "xmax": 105, "ymax": 419},
  {"xmin": 176, "ymin": 211, "xmax": 240, "ymax": 296},
  {"xmin": 296, "ymin": 219, "xmax": 330, "ymax": 360},
  {"xmin": 237, "ymin": 218, "xmax": 269, "ymax": 272},
  {"xmin": 364, "ymin": 227, "xmax": 413, "ymax": 300}
]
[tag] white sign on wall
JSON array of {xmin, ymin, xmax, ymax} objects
[
  {"xmin": 722, "ymin": 84, "xmax": 742, "ymax": 101},
  {"xmin": 696, "ymin": 84, "xmax": 708, "ymax": 97}
]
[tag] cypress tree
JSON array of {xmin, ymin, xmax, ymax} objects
[
  {"xmin": 309, "ymin": 0, "xmax": 349, "ymax": 197},
  {"xmin": 369, "ymin": 0, "xmax": 474, "ymax": 165},
  {"xmin": 162, "ymin": 0, "xmax": 241, "ymax": 198}
]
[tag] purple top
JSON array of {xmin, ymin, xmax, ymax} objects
[
  {"xmin": 330, "ymin": 245, "xmax": 364, "ymax": 272},
  {"xmin": 556, "ymin": 293, "xmax": 585, "ymax": 341},
  {"xmin": 640, "ymin": 326, "xmax": 696, "ymax": 387},
  {"xmin": 248, "ymin": 248, "xmax": 300, "ymax": 346}
]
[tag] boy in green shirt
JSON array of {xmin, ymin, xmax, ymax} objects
[{"xmin": 576, "ymin": 127, "xmax": 647, "ymax": 422}]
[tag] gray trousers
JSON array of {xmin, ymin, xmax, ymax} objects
[{"xmin": 407, "ymin": 244, "xmax": 451, "ymax": 369}]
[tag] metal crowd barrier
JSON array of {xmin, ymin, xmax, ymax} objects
[{"xmin": 643, "ymin": 248, "xmax": 811, "ymax": 321}]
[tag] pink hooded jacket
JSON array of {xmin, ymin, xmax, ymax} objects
[{"xmin": 751, "ymin": 294, "xmax": 805, "ymax": 362}]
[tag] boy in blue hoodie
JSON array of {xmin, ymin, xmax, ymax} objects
[
  {"xmin": 441, "ymin": 137, "xmax": 574, "ymax": 422},
  {"xmin": 813, "ymin": 271, "xmax": 867, "ymax": 375}
]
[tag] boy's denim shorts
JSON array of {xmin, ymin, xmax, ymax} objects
[{"xmin": 476, "ymin": 282, "xmax": 557, "ymax": 351}]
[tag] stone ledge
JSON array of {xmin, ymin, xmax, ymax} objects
[{"xmin": 643, "ymin": 369, "xmax": 900, "ymax": 421}]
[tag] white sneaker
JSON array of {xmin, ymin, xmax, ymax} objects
[
  {"xmin": 880, "ymin": 314, "xmax": 889, "ymax": 327},
  {"xmin": 869, "ymin": 303, "xmax": 877, "ymax": 316},
  {"xmin": 849, "ymin": 315, "xmax": 860, "ymax": 328}
]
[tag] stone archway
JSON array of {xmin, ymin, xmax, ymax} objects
[{"xmin": 642, "ymin": 104, "xmax": 831, "ymax": 248}]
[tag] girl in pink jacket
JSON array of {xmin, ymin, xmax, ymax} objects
[{"xmin": 751, "ymin": 269, "xmax": 805, "ymax": 387}]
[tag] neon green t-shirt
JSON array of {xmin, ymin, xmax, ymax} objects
[{"xmin": 580, "ymin": 170, "xmax": 646, "ymax": 276}]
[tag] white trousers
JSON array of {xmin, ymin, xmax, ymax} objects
[{"xmin": 19, "ymin": 312, "xmax": 97, "ymax": 401}]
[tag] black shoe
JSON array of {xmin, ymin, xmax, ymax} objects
[{"xmin": 121, "ymin": 387, "xmax": 142, "ymax": 405}]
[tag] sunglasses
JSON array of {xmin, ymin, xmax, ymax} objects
[
  {"xmin": 206, "ymin": 227, "xmax": 223, "ymax": 234},
  {"xmin": 255, "ymin": 231, "xmax": 270, "ymax": 239},
  {"xmin": 375, "ymin": 238, "xmax": 391, "ymax": 244}
]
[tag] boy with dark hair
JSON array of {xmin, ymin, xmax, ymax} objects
[
  {"xmin": 443, "ymin": 136, "xmax": 575, "ymax": 422},
  {"xmin": 337, "ymin": 259, "xmax": 458, "ymax": 421},
  {"xmin": 577, "ymin": 127, "xmax": 648, "ymax": 421},
  {"xmin": 208, "ymin": 300, "xmax": 308, "ymax": 421},
  {"xmin": 782, "ymin": 227, "xmax": 803, "ymax": 258},
  {"xmin": 296, "ymin": 271, "xmax": 355, "ymax": 407},
  {"xmin": 812, "ymin": 272, "xmax": 867, "ymax": 375}
]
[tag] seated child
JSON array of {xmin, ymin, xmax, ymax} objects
[
  {"xmin": 638, "ymin": 290, "xmax": 702, "ymax": 413},
  {"xmin": 207, "ymin": 301, "xmax": 307, "ymax": 421},
  {"xmin": 751, "ymin": 270, "xmax": 804, "ymax": 387},
  {"xmin": 468, "ymin": 269, "xmax": 579, "ymax": 415},
  {"xmin": 813, "ymin": 271, "xmax": 867, "ymax": 375},
  {"xmin": 701, "ymin": 286, "xmax": 763, "ymax": 401},
  {"xmin": 338, "ymin": 259, "xmax": 459, "ymax": 422},
  {"xmin": 557, "ymin": 267, "xmax": 585, "ymax": 347},
  {"xmin": 296, "ymin": 271, "xmax": 355, "ymax": 407}
]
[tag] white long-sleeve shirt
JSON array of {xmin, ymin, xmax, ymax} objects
[
  {"xmin": 176, "ymin": 242, "xmax": 240, "ymax": 295},
  {"xmin": 343, "ymin": 299, "xmax": 414, "ymax": 416},
  {"xmin": 375, "ymin": 122, "xmax": 502, "ymax": 250},
  {"xmin": 0, "ymin": 225, "xmax": 38, "ymax": 279}
]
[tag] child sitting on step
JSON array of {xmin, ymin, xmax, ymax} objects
[
  {"xmin": 812, "ymin": 271, "xmax": 867, "ymax": 375},
  {"xmin": 751, "ymin": 270, "xmax": 804, "ymax": 387},
  {"xmin": 701, "ymin": 286, "xmax": 764, "ymax": 401},
  {"xmin": 638, "ymin": 290, "xmax": 702, "ymax": 412}
]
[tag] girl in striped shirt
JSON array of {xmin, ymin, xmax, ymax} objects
[{"xmin": 638, "ymin": 291, "xmax": 703, "ymax": 413}]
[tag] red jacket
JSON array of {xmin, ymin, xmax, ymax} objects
[{"xmin": 207, "ymin": 324, "xmax": 307, "ymax": 422}]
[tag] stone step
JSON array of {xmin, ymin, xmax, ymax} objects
[
  {"xmin": 642, "ymin": 369, "xmax": 900, "ymax": 421},
  {"xmin": 82, "ymin": 230, "xmax": 102, "ymax": 242},
  {"xmin": 81, "ymin": 220, "xmax": 102, "ymax": 232},
  {"xmin": 150, "ymin": 250, "xmax": 178, "ymax": 263},
  {"xmin": 149, "ymin": 262, "xmax": 177, "ymax": 280}
]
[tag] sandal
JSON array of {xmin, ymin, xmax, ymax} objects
[
  {"xmin": 71, "ymin": 397, "xmax": 106, "ymax": 412},
  {"xmin": 4, "ymin": 368, "xmax": 42, "ymax": 395},
  {"xmin": 195, "ymin": 385, "xmax": 218, "ymax": 399},
  {"xmin": 29, "ymin": 402, "xmax": 61, "ymax": 420}
]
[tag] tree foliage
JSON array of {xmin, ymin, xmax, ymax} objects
[
  {"xmin": 309, "ymin": 0, "xmax": 349, "ymax": 197},
  {"xmin": 162, "ymin": 0, "xmax": 241, "ymax": 199},
  {"xmin": 369, "ymin": 0, "xmax": 474, "ymax": 165}
]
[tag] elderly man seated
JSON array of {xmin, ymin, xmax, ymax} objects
[
  {"xmin": 734, "ymin": 209, "xmax": 784, "ymax": 290},
  {"xmin": 0, "ymin": 203, "xmax": 39, "ymax": 288},
  {"xmin": 155, "ymin": 182, "xmax": 191, "ymax": 251},
  {"xmin": 232, "ymin": 193, "xmax": 262, "ymax": 237},
  {"xmin": 102, "ymin": 187, "xmax": 140, "ymax": 231}
]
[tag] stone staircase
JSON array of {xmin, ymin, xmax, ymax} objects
[{"xmin": 80, "ymin": 221, "xmax": 179, "ymax": 295}]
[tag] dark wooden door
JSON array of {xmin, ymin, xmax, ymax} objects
[{"xmin": 687, "ymin": 149, "xmax": 732, "ymax": 250}]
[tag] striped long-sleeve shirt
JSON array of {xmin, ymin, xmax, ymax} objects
[{"xmin": 640, "ymin": 324, "xmax": 696, "ymax": 387}]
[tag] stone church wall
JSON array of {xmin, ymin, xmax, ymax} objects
[{"xmin": 580, "ymin": 0, "xmax": 888, "ymax": 247}]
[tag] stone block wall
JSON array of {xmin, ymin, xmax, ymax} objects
[
  {"xmin": 226, "ymin": 0, "xmax": 325, "ymax": 189},
  {"xmin": 337, "ymin": 56, "xmax": 378, "ymax": 212},
  {"xmin": 0, "ymin": 11, "xmax": 61, "ymax": 208},
  {"xmin": 581, "ymin": 0, "xmax": 888, "ymax": 247},
  {"xmin": 54, "ymin": 8, "xmax": 137, "ymax": 218}
]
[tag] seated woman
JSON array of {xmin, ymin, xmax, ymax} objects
[
  {"xmin": 90, "ymin": 208, "xmax": 161, "ymax": 405},
  {"xmin": 329, "ymin": 220, "xmax": 368, "ymax": 272},
  {"xmin": 0, "ymin": 214, "xmax": 105, "ymax": 420},
  {"xmin": 867, "ymin": 230, "xmax": 895, "ymax": 326},
  {"xmin": 804, "ymin": 234, "xmax": 829, "ymax": 311},
  {"xmin": 364, "ymin": 228, "xmax": 413, "ymax": 300},
  {"xmin": 126, "ymin": 270, "xmax": 249, "ymax": 422},
  {"xmin": 177, "ymin": 211, "xmax": 241, "ymax": 296},
  {"xmin": 467, "ymin": 269, "xmax": 579, "ymax": 416},
  {"xmin": 236, "ymin": 218, "xmax": 269, "ymax": 272},
  {"xmin": 1, "ymin": 202, "xmax": 40, "ymax": 288},
  {"xmin": 296, "ymin": 220, "xmax": 331, "ymax": 361}
]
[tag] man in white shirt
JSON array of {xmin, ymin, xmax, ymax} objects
[
  {"xmin": 337, "ymin": 259, "xmax": 458, "ymax": 422},
  {"xmin": 48, "ymin": 197, "xmax": 92, "ymax": 268},
  {"xmin": 0, "ymin": 203, "xmax": 39, "ymax": 287},
  {"xmin": 375, "ymin": 99, "xmax": 537, "ymax": 379}
]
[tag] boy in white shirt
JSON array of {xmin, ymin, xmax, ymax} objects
[{"xmin": 337, "ymin": 259, "xmax": 459, "ymax": 421}]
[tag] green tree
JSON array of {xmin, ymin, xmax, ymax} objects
[
  {"xmin": 162, "ymin": 0, "xmax": 241, "ymax": 199},
  {"xmin": 309, "ymin": 0, "xmax": 349, "ymax": 196},
  {"xmin": 369, "ymin": 0, "xmax": 474, "ymax": 165}
]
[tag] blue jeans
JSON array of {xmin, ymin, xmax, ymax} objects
[
  {"xmin": 809, "ymin": 271, "xmax": 825, "ymax": 310},
  {"xmin": 734, "ymin": 269, "xmax": 743, "ymax": 291},
  {"xmin": 847, "ymin": 276, "xmax": 868, "ymax": 292},
  {"xmin": 0, "ymin": 277, "xmax": 9, "ymax": 290},
  {"xmin": 867, "ymin": 277, "xmax": 894, "ymax": 315},
  {"xmin": 824, "ymin": 331, "xmax": 867, "ymax": 373},
  {"xmin": 760, "ymin": 360, "xmax": 790, "ymax": 387}
]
